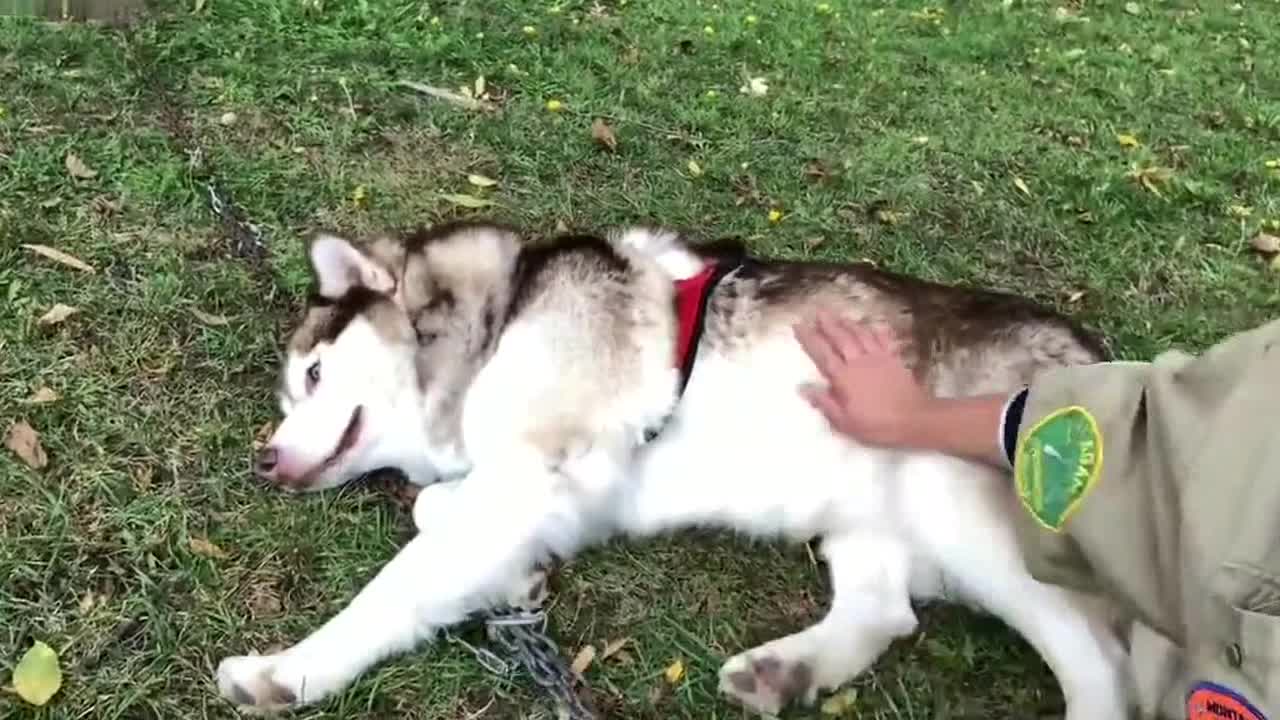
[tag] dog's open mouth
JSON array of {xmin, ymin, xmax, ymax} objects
[{"xmin": 291, "ymin": 405, "xmax": 363, "ymax": 489}]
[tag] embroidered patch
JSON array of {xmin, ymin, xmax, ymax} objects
[
  {"xmin": 1187, "ymin": 681, "xmax": 1267, "ymax": 720},
  {"xmin": 1013, "ymin": 405, "xmax": 1102, "ymax": 532}
]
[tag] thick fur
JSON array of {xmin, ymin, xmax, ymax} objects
[{"xmin": 220, "ymin": 221, "xmax": 1133, "ymax": 718}]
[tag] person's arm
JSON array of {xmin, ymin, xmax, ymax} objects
[{"xmin": 792, "ymin": 309, "xmax": 1022, "ymax": 468}]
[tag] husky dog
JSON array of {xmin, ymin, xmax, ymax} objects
[{"xmin": 216, "ymin": 221, "xmax": 1132, "ymax": 718}]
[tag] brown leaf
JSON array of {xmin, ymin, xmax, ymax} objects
[
  {"xmin": 189, "ymin": 537, "xmax": 228, "ymax": 559},
  {"xmin": 1250, "ymin": 232, "xmax": 1280, "ymax": 255},
  {"xmin": 38, "ymin": 303, "xmax": 79, "ymax": 327},
  {"xmin": 253, "ymin": 420, "xmax": 275, "ymax": 448},
  {"xmin": 24, "ymin": 387, "xmax": 60, "ymax": 405},
  {"xmin": 191, "ymin": 308, "xmax": 229, "ymax": 326},
  {"xmin": 600, "ymin": 637, "xmax": 632, "ymax": 660},
  {"xmin": 571, "ymin": 645, "xmax": 597, "ymax": 675},
  {"xmin": 5, "ymin": 421, "xmax": 48, "ymax": 470},
  {"xmin": 591, "ymin": 118, "xmax": 618, "ymax": 151},
  {"xmin": 65, "ymin": 152, "xmax": 98, "ymax": 179},
  {"xmin": 22, "ymin": 244, "xmax": 96, "ymax": 273},
  {"xmin": 802, "ymin": 160, "xmax": 830, "ymax": 182}
]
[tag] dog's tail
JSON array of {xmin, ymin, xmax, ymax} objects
[{"xmin": 609, "ymin": 226, "xmax": 707, "ymax": 281}]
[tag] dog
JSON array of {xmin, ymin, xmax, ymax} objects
[{"xmin": 215, "ymin": 221, "xmax": 1133, "ymax": 718}]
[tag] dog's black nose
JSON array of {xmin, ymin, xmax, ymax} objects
[{"xmin": 255, "ymin": 447, "xmax": 279, "ymax": 476}]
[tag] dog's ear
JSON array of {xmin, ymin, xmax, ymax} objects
[{"xmin": 307, "ymin": 233, "xmax": 395, "ymax": 298}]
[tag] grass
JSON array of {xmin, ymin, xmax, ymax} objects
[{"xmin": 2, "ymin": 0, "xmax": 1279, "ymax": 717}]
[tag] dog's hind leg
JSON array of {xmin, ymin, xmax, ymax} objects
[
  {"xmin": 717, "ymin": 530, "xmax": 918, "ymax": 716},
  {"xmin": 214, "ymin": 450, "xmax": 591, "ymax": 713},
  {"xmin": 900, "ymin": 454, "xmax": 1132, "ymax": 720}
]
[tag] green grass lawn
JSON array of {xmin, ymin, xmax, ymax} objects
[{"xmin": 3, "ymin": 0, "xmax": 1279, "ymax": 718}]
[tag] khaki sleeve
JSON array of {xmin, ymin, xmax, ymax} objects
[{"xmin": 1010, "ymin": 317, "xmax": 1280, "ymax": 640}]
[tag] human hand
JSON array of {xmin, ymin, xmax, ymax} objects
[{"xmin": 793, "ymin": 309, "xmax": 935, "ymax": 449}]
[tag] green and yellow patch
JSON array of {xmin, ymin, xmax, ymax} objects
[{"xmin": 1014, "ymin": 406, "xmax": 1103, "ymax": 532}]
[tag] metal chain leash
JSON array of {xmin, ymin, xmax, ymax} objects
[{"xmin": 446, "ymin": 607, "xmax": 599, "ymax": 720}]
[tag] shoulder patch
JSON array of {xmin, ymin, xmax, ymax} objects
[
  {"xmin": 1187, "ymin": 681, "xmax": 1267, "ymax": 720},
  {"xmin": 1013, "ymin": 405, "xmax": 1102, "ymax": 532}
]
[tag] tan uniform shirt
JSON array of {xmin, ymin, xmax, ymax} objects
[{"xmin": 1010, "ymin": 317, "xmax": 1280, "ymax": 720}]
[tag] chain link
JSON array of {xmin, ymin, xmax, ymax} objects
[{"xmin": 447, "ymin": 607, "xmax": 599, "ymax": 720}]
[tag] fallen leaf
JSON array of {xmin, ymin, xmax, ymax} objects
[
  {"xmin": 768, "ymin": 208, "xmax": 784, "ymax": 224},
  {"xmin": 1116, "ymin": 133, "xmax": 1140, "ymax": 149},
  {"xmin": 351, "ymin": 184, "xmax": 369, "ymax": 209},
  {"xmin": 1013, "ymin": 176, "xmax": 1032, "ymax": 197},
  {"xmin": 1124, "ymin": 1, "xmax": 1141, "ymax": 15},
  {"xmin": 78, "ymin": 590, "xmax": 97, "ymax": 613},
  {"xmin": 875, "ymin": 208, "xmax": 905, "ymax": 225},
  {"xmin": 22, "ymin": 244, "xmax": 96, "ymax": 273},
  {"xmin": 219, "ymin": 111, "xmax": 237, "ymax": 126},
  {"xmin": 821, "ymin": 687, "xmax": 858, "ymax": 715},
  {"xmin": 1271, "ymin": 254, "xmax": 1280, "ymax": 273},
  {"xmin": 189, "ymin": 537, "xmax": 228, "ymax": 559},
  {"xmin": 802, "ymin": 159, "xmax": 830, "ymax": 181},
  {"xmin": 65, "ymin": 152, "xmax": 97, "ymax": 179},
  {"xmin": 1266, "ymin": 159, "xmax": 1280, "ymax": 170},
  {"xmin": 805, "ymin": 236, "xmax": 826, "ymax": 249},
  {"xmin": 40, "ymin": 197, "xmax": 63, "ymax": 210},
  {"xmin": 467, "ymin": 174, "xmax": 498, "ymax": 188},
  {"xmin": 38, "ymin": 303, "xmax": 79, "ymax": 327},
  {"xmin": 663, "ymin": 658, "xmax": 685, "ymax": 684},
  {"xmin": 12, "ymin": 640, "xmax": 62, "ymax": 706},
  {"xmin": 474, "ymin": 75, "xmax": 487, "ymax": 97},
  {"xmin": 571, "ymin": 645, "xmax": 597, "ymax": 675},
  {"xmin": 1251, "ymin": 232, "xmax": 1280, "ymax": 254},
  {"xmin": 740, "ymin": 77, "xmax": 769, "ymax": 97},
  {"xmin": 5, "ymin": 421, "xmax": 48, "ymax": 470},
  {"xmin": 24, "ymin": 387, "xmax": 60, "ymax": 405},
  {"xmin": 591, "ymin": 118, "xmax": 618, "ymax": 151},
  {"xmin": 1230, "ymin": 204, "xmax": 1253, "ymax": 218},
  {"xmin": 601, "ymin": 637, "xmax": 632, "ymax": 660},
  {"xmin": 191, "ymin": 308, "xmax": 229, "ymax": 326},
  {"xmin": 440, "ymin": 193, "xmax": 496, "ymax": 209},
  {"xmin": 687, "ymin": 159, "xmax": 704, "ymax": 177},
  {"xmin": 395, "ymin": 80, "xmax": 497, "ymax": 112},
  {"xmin": 1067, "ymin": 290, "xmax": 1086, "ymax": 303},
  {"xmin": 545, "ymin": 99, "xmax": 564, "ymax": 112}
]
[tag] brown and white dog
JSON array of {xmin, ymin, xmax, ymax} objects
[{"xmin": 216, "ymin": 221, "xmax": 1133, "ymax": 718}]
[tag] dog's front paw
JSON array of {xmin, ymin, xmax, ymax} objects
[
  {"xmin": 718, "ymin": 650, "xmax": 816, "ymax": 717},
  {"xmin": 216, "ymin": 654, "xmax": 298, "ymax": 715}
]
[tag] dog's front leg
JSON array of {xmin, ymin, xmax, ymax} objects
[{"xmin": 215, "ymin": 456, "xmax": 585, "ymax": 714}]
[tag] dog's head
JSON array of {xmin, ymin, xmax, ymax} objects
[
  {"xmin": 255, "ymin": 224, "xmax": 524, "ymax": 492},
  {"xmin": 254, "ymin": 231, "xmax": 437, "ymax": 492}
]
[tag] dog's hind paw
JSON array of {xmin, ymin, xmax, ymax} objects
[
  {"xmin": 216, "ymin": 654, "xmax": 298, "ymax": 715},
  {"xmin": 717, "ymin": 650, "xmax": 816, "ymax": 717}
]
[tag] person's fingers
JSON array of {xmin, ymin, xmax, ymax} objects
[
  {"xmin": 799, "ymin": 383, "xmax": 848, "ymax": 429},
  {"xmin": 794, "ymin": 320, "xmax": 846, "ymax": 382},
  {"xmin": 870, "ymin": 322, "xmax": 898, "ymax": 354},
  {"xmin": 814, "ymin": 308, "xmax": 862, "ymax": 362}
]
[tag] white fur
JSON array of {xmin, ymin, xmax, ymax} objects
[{"xmin": 216, "ymin": 228, "xmax": 1132, "ymax": 718}]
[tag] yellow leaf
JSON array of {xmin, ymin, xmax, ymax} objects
[
  {"xmin": 663, "ymin": 658, "xmax": 685, "ymax": 684},
  {"xmin": 38, "ymin": 303, "xmax": 79, "ymax": 327},
  {"xmin": 571, "ymin": 645, "xmax": 596, "ymax": 675},
  {"xmin": 545, "ymin": 99, "xmax": 564, "ymax": 112},
  {"xmin": 22, "ymin": 244, "xmax": 96, "ymax": 273},
  {"xmin": 1266, "ymin": 159, "xmax": 1280, "ymax": 169},
  {"xmin": 821, "ymin": 688, "xmax": 858, "ymax": 715},
  {"xmin": 768, "ymin": 209, "xmax": 784, "ymax": 224},
  {"xmin": 13, "ymin": 640, "xmax": 62, "ymax": 706},
  {"xmin": 467, "ymin": 174, "xmax": 498, "ymax": 188},
  {"xmin": 1116, "ymin": 133, "xmax": 1140, "ymax": 149},
  {"xmin": 189, "ymin": 537, "xmax": 228, "ymax": 559},
  {"xmin": 1230, "ymin": 204, "xmax": 1253, "ymax": 218},
  {"xmin": 440, "ymin": 193, "xmax": 496, "ymax": 208},
  {"xmin": 1013, "ymin": 176, "xmax": 1031, "ymax": 197},
  {"xmin": 687, "ymin": 160, "xmax": 703, "ymax": 177},
  {"xmin": 351, "ymin": 184, "xmax": 369, "ymax": 209}
]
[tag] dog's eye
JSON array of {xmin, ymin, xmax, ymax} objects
[{"xmin": 305, "ymin": 361, "xmax": 321, "ymax": 392}]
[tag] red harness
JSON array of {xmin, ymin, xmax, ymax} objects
[{"xmin": 670, "ymin": 259, "xmax": 739, "ymax": 393}]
